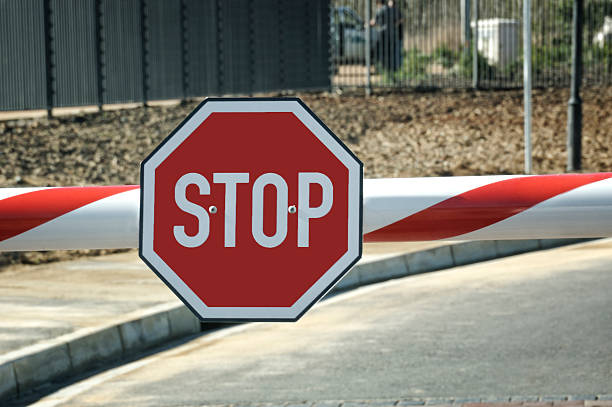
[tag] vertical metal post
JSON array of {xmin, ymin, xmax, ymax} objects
[
  {"xmin": 472, "ymin": 0, "xmax": 479, "ymax": 89},
  {"xmin": 304, "ymin": 2, "xmax": 311, "ymax": 90},
  {"xmin": 94, "ymin": 0, "xmax": 104, "ymax": 111},
  {"xmin": 524, "ymin": 0, "xmax": 532, "ymax": 174},
  {"xmin": 180, "ymin": 0, "xmax": 189, "ymax": 100},
  {"xmin": 365, "ymin": 0, "xmax": 371, "ymax": 96},
  {"xmin": 43, "ymin": 0, "xmax": 54, "ymax": 117},
  {"xmin": 140, "ymin": 0, "xmax": 148, "ymax": 106},
  {"xmin": 247, "ymin": 0, "xmax": 255, "ymax": 95},
  {"xmin": 276, "ymin": 0, "xmax": 284, "ymax": 90},
  {"xmin": 567, "ymin": 0, "xmax": 584, "ymax": 172},
  {"xmin": 461, "ymin": 0, "xmax": 471, "ymax": 63}
]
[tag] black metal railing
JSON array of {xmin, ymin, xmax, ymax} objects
[{"xmin": 331, "ymin": 0, "xmax": 612, "ymax": 90}]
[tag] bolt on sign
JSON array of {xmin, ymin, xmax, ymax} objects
[{"xmin": 140, "ymin": 99, "xmax": 363, "ymax": 321}]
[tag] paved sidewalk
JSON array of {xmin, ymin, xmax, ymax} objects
[
  {"xmin": 0, "ymin": 238, "xmax": 587, "ymax": 402},
  {"xmin": 0, "ymin": 252, "xmax": 172, "ymax": 354},
  {"xmin": 0, "ymin": 242, "xmax": 443, "ymax": 356}
]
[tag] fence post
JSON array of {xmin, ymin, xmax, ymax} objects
[
  {"xmin": 180, "ymin": 0, "xmax": 188, "ymax": 100},
  {"xmin": 94, "ymin": 0, "xmax": 104, "ymax": 111},
  {"xmin": 140, "ymin": 0, "xmax": 149, "ymax": 107},
  {"xmin": 215, "ymin": 0, "xmax": 224, "ymax": 95},
  {"xmin": 304, "ymin": 1, "xmax": 312, "ymax": 91},
  {"xmin": 461, "ymin": 0, "xmax": 471, "ymax": 65},
  {"xmin": 247, "ymin": 0, "xmax": 255, "ymax": 95},
  {"xmin": 365, "ymin": 0, "xmax": 372, "ymax": 96},
  {"xmin": 472, "ymin": 0, "xmax": 479, "ymax": 89},
  {"xmin": 567, "ymin": 0, "xmax": 584, "ymax": 172},
  {"xmin": 524, "ymin": 0, "xmax": 532, "ymax": 174},
  {"xmin": 43, "ymin": 0, "xmax": 54, "ymax": 117},
  {"xmin": 277, "ymin": 0, "xmax": 285, "ymax": 90}
]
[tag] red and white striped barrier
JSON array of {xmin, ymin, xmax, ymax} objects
[
  {"xmin": 362, "ymin": 173, "xmax": 612, "ymax": 241},
  {"xmin": 0, "ymin": 186, "xmax": 140, "ymax": 251},
  {"xmin": 0, "ymin": 173, "xmax": 611, "ymax": 251}
]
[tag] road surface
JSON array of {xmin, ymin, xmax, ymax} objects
[{"xmin": 28, "ymin": 240, "xmax": 612, "ymax": 407}]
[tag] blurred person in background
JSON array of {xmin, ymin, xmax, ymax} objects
[{"xmin": 371, "ymin": 0, "xmax": 404, "ymax": 74}]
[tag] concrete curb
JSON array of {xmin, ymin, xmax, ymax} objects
[
  {"xmin": 333, "ymin": 239, "xmax": 587, "ymax": 291},
  {"xmin": 0, "ymin": 302, "xmax": 199, "ymax": 402},
  {"xmin": 0, "ymin": 238, "xmax": 589, "ymax": 402}
]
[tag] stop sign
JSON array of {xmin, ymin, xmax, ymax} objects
[{"xmin": 139, "ymin": 98, "xmax": 362, "ymax": 321}]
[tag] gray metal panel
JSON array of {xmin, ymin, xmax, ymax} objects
[
  {"xmin": 219, "ymin": 0, "xmax": 252, "ymax": 95},
  {"xmin": 101, "ymin": 0, "xmax": 144, "ymax": 104},
  {"xmin": 310, "ymin": 0, "xmax": 331, "ymax": 89},
  {"xmin": 280, "ymin": 0, "xmax": 311, "ymax": 90},
  {"xmin": 0, "ymin": 0, "xmax": 47, "ymax": 110},
  {"xmin": 51, "ymin": 0, "xmax": 99, "ymax": 107},
  {"xmin": 184, "ymin": 0, "xmax": 219, "ymax": 97},
  {"xmin": 145, "ymin": 0, "xmax": 183, "ymax": 100},
  {"xmin": 252, "ymin": 0, "xmax": 282, "ymax": 93}
]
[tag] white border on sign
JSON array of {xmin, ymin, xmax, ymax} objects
[{"xmin": 141, "ymin": 99, "xmax": 361, "ymax": 321}]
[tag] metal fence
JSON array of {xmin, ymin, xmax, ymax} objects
[
  {"xmin": 331, "ymin": 0, "xmax": 612, "ymax": 90},
  {"xmin": 0, "ymin": 0, "xmax": 330, "ymax": 112}
]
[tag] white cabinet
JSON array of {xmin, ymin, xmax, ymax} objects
[{"xmin": 472, "ymin": 18, "xmax": 520, "ymax": 67}]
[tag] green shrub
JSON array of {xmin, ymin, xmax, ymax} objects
[
  {"xmin": 432, "ymin": 44, "xmax": 459, "ymax": 68},
  {"xmin": 458, "ymin": 49, "xmax": 496, "ymax": 79},
  {"xmin": 533, "ymin": 44, "xmax": 572, "ymax": 72},
  {"xmin": 379, "ymin": 48, "xmax": 431, "ymax": 83},
  {"xmin": 403, "ymin": 47, "xmax": 432, "ymax": 78}
]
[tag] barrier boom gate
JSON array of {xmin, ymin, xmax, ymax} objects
[{"xmin": 1, "ymin": 174, "xmax": 611, "ymax": 252}]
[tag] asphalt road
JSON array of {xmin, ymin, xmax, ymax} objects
[{"xmin": 30, "ymin": 240, "xmax": 612, "ymax": 407}]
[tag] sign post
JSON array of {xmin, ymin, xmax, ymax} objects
[{"xmin": 139, "ymin": 98, "xmax": 363, "ymax": 322}]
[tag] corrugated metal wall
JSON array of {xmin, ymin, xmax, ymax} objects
[
  {"xmin": 184, "ymin": 0, "xmax": 219, "ymax": 97},
  {"xmin": 0, "ymin": 0, "xmax": 331, "ymax": 112},
  {"xmin": 102, "ymin": 0, "xmax": 144, "ymax": 104},
  {"xmin": 51, "ymin": 0, "xmax": 99, "ymax": 107},
  {"xmin": 219, "ymin": 0, "xmax": 252, "ymax": 94},
  {"xmin": 145, "ymin": 0, "xmax": 184, "ymax": 100},
  {"xmin": 252, "ymin": 1, "xmax": 283, "ymax": 92},
  {"xmin": 282, "ymin": 0, "xmax": 312, "ymax": 90},
  {"xmin": 0, "ymin": 0, "xmax": 47, "ymax": 110},
  {"xmin": 308, "ymin": 0, "xmax": 333, "ymax": 89}
]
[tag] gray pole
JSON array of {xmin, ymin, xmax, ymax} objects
[
  {"xmin": 472, "ymin": 0, "xmax": 479, "ymax": 89},
  {"xmin": 567, "ymin": 0, "xmax": 584, "ymax": 172},
  {"xmin": 461, "ymin": 0, "xmax": 471, "ymax": 62},
  {"xmin": 94, "ymin": 0, "xmax": 104, "ymax": 112},
  {"xmin": 524, "ymin": 0, "xmax": 532, "ymax": 174},
  {"xmin": 365, "ymin": 0, "xmax": 372, "ymax": 96},
  {"xmin": 43, "ymin": 0, "xmax": 54, "ymax": 117}
]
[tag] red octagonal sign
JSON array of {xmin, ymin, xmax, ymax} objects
[{"xmin": 140, "ymin": 98, "xmax": 362, "ymax": 321}]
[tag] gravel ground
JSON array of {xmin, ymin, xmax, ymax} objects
[{"xmin": 1, "ymin": 88, "xmax": 611, "ymax": 266}]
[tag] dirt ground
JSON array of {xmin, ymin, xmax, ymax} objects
[{"xmin": 1, "ymin": 87, "xmax": 611, "ymax": 265}]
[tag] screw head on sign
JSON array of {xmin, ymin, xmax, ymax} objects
[
  {"xmin": 288, "ymin": 205, "xmax": 297, "ymax": 214},
  {"xmin": 209, "ymin": 206, "xmax": 217, "ymax": 214}
]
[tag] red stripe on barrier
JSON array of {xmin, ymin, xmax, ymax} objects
[
  {"xmin": 364, "ymin": 173, "xmax": 612, "ymax": 242},
  {"xmin": 0, "ymin": 186, "xmax": 139, "ymax": 242}
]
